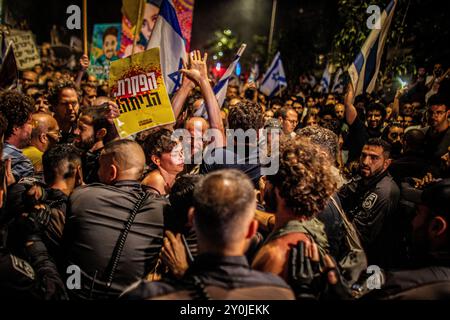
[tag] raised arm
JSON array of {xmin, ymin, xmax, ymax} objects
[
  {"xmin": 75, "ymin": 54, "xmax": 89, "ymax": 89},
  {"xmin": 392, "ymin": 87, "xmax": 406, "ymax": 119},
  {"xmin": 344, "ymin": 83, "xmax": 358, "ymax": 125},
  {"xmin": 171, "ymin": 61, "xmax": 195, "ymax": 121},
  {"xmin": 181, "ymin": 50, "xmax": 225, "ymax": 146}
]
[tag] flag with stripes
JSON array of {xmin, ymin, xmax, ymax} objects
[
  {"xmin": 320, "ymin": 63, "xmax": 332, "ymax": 93},
  {"xmin": 248, "ymin": 61, "xmax": 260, "ymax": 82},
  {"xmin": 259, "ymin": 52, "xmax": 287, "ymax": 97},
  {"xmin": 194, "ymin": 44, "xmax": 247, "ymax": 118},
  {"xmin": 348, "ymin": 0, "xmax": 397, "ymax": 96},
  {"xmin": 332, "ymin": 67, "xmax": 344, "ymax": 93},
  {"xmin": 147, "ymin": 0, "xmax": 187, "ymax": 95}
]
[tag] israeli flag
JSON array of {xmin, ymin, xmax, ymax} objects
[
  {"xmin": 259, "ymin": 52, "xmax": 287, "ymax": 97},
  {"xmin": 147, "ymin": 0, "xmax": 187, "ymax": 95},
  {"xmin": 248, "ymin": 61, "xmax": 260, "ymax": 82},
  {"xmin": 194, "ymin": 44, "xmax": 247, "ymax": 118},
  {"xmin": 320, "ymin": 63, "xmax": 332, "ymax": 93},
  {"xmin": 332, "ymin": 68, "xmax": 344, "ymax": 93},
  {"xmin": 348, "ymin": 0, "xmax": 397, "ymax": 95}
]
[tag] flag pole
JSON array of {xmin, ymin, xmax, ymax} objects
[
  {"xmin": 83, "ymin": 0, "xmax": 88, "ymax": 55},
  {"xmin": 267, "ymin": 0, "xmax": 277, "ymax": 56},
  {"xmin": 132, "ymin": 0, "xmax": 144, "ymax": 55},
  {"xmin": 237, "ymin": 43, "xmax": 247, "ymax": 57}
]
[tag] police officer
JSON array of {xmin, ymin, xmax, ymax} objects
[
  {"xmin": 0, "ymin": 162, "xmax": 67, "ymax": 299},
  {"xmin": 368, "ymin": 179, "xmax": 450, "ymax": 299},
  {"xmin": 120, "ymin": 170, "xmax": 295, "ymax": 300},
  {"xmin": 339, "ymin": 138, "xmax": 400, "ymax": 268}
]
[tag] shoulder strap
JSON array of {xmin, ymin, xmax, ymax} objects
[
  {"xmin": 330, "ymin": 196, "xmax": 364, "ymax": 251},
  {"xmin": 104, "ymin": 191, "xmax": 150, "ymax": 288}
]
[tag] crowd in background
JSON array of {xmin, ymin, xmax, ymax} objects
[{"xmin": 0, "ymin": 45, "xmax": 449, "ymax": 300}]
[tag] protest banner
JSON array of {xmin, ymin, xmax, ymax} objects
[
  {"xmin": 109, "ymin": 47, "xmax": 175, "ymax": 138},
  {"xmin": 6, "ymin": 30, "xmax": 41, "ymax": 70},
  {"xmin": 89, "ymin": 23, "xmax": 121, "ymax": 80}
]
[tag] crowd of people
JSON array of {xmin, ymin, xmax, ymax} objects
[{"xmin": 0, "ymin": 45, "xmax": 449, "ymax": 300}]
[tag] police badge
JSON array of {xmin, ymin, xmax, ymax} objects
[{"xmin": 362, "ymin": 193, "xmax": 378, "ymax": 210}]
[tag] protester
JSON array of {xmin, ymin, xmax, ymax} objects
[
  {"xmin": 141, "ymin": 128, "xmax": 185, "ymax": 195},
  {"xmin": 252, "ymin": 137, "xmax": 337, "ymax": 289},
  {"xmin": 0, "ymin": 91, "xmax": 35, "ymax": 181},
  {"xmin": 22, "ymin": 113, "xmax": 61, "ymax": 175}
]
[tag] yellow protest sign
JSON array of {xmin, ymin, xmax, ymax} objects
[{"xmin": 109, "ymin": 47, "xmax": 175, "ymax": 138}]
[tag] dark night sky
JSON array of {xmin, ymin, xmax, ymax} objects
[
  {"xmin": 5, "ymin": 0, "xmax": 274, "ymax": 50},
  {"xmin": 4, "ymin": 0, "xmax": 449, "ymax": 76}
]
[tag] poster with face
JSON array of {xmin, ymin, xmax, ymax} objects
[
  {"xmin": 119, "ymin": 0, "xmax": 195, "ymax": 58},
  {"xmin": 119, "ymin": 2, "xmax": 160, "ymax": 58},
  {"xmin": 89, "ymin": 23, "xmax": 122, "ymax": 80}
]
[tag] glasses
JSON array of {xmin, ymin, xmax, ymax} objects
[{"xmin": 285, "ymin": 119, "xmax": 298, "ymax": 125}]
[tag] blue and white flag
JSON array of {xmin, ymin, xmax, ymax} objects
[
  {"xmin": 194, "ymin": 44, "xmax": 247, "ymax": 118},
  {"xmin": 348, "ymin": 0, "xmax": 397, "ymax": 96},
  {"xmin": 259, "ymin": 52, "xmax": 287, "ymax": 97},
  {"xmin": 147, "ymin": 0, "xmax": 187, "ymax": 95},
  {"xmin": 320, "ymin": 63, "xmax": 332, "ymax": 93},
  {"xmin": 248, "ymin": 61, "xmax": 260, "ymax": 82},
  {"xmin": 331, "ymin": 67, "xmax": 344, "ymax": 94}
]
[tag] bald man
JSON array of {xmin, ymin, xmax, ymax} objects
[
  {"xmin": 182, "ymin": 117, "xmax": 209, "ymax": 175},
  {"xmin": 64, "ymin": 139, "xmax": 167, "ymax": 299},
  {"xmin": 23, "ymin": 113, "xmax": 61, "ymax": 174},
  {"xmin": 185, "ymin": 116, "xmax": 209, "ymax": 155}
]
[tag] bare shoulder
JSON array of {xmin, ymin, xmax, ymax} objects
[{"xmin": 141, "ymin": 170, "xmax": 166, "ymax": 195}]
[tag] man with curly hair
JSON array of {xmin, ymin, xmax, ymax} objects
[
  {"xmin": 0, "ymin": 91, "xmax": 35, "ymax": 181},
  {"xmin": 48, "ymin": 81, "xmax": 80, "ymax": 143},
  {"xmin": 252, "ymin": 136, "xmax": 338, "ymax": 285}
]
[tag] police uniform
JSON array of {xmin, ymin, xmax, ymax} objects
[
  {"xmin": 120, "ymin": 254, "xmax": 295, "ymax": 300},
  {"xmin": 0, "ymin": 249, "xmax": 38, "ymax": 299},
  {"xmin": 338, "ymin": 171, "xmax": 400, "ymax": 267}
]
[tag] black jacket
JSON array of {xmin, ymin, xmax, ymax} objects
[
  {"xmin": 368, "ymin": 265, "xmax": 450, "ymax": 299},
  {"xmin": 120, "ymin": 254, "xmax": 294, "ymax": 300},
  {"xmin": 63, "ymin": 180, "xmax": 167, "ymax": 299},
  {"xmin": 338, "ymin": 171, "xmax": 400, "ymax": 267}
]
